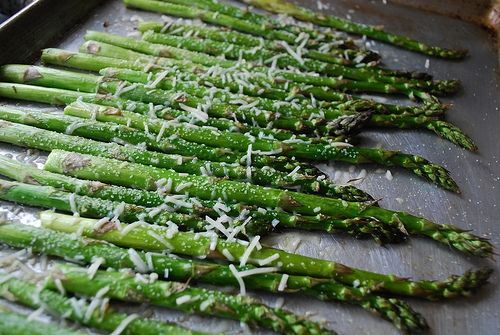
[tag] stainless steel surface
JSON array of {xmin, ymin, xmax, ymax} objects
[{"xmin": 0, "ymin": 0, "xmax": 499, "ymax": 334}]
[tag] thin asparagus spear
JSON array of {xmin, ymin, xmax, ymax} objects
[
  {"xmin": 138, "ymin": 21, "xmax": 377, "ymax": 65},
  {"xmin": 123, "ymin": 0, "xmax": 328, "ymax": 46},
  {"xmin": 0, "ymin": 274, "xmax": 209, "ymax": 335},
  {"xmin": 0, "ymin": 223, "xmax": 426, "ymax": 332},
  {"xmin": 0, "ymin": 306, "xmax": 89, "ymax": 335},
  {"xmin": 0, "ymin": 106, "xmax": 368, "ymax": 201},
  {"xmin": 63, "ymin": 102, "xmax": 459, "ymax": 191},
  {"xmin": 0, "ymin": 156, "xmax": 404, "ymax": 243},
  {"xmin": 43, "ymin": 151, "xmax": 492, "ymax": 257},
  {"xmin": 369, "ymin": 114, "xmax": 476, "ymax": 152},
  {"xmin": 40, "ymin": 211, "xmax": 493, "ymax": 298},
  {"xmin": 85, "ymin": 30, "xmax": 448, "ymax": 98},
  {"xmin": 74, "ymin": 41, "xmax": 448, "ymax": 116},
  {"xmin": 0, "ymin": 64, "xmax": 356, "ymax": 138},
  {"xmin": 241, "ymin": 0, "xmax": 467, "ymax": 59},
  {"xmin": 153, "ymin": 0, "xmax": 358, "ymax": 50},
  {"xmin": 141, "ymin": 30, "xmax": 455, "ymax": 97},
  {"xmin": 47, "ymin": 263, "xmax": 335, "ymax": 335}
]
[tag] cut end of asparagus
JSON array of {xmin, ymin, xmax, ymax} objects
[{"xmin": 426, "ymin": 120, "xmax": 477, "ymax": 152}]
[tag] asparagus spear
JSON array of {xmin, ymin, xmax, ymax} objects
[
  {"xmin": 0, "ymin": 179, "xmax": 271, "ymax": 236},
  {"xmin": 0, "ymin": 176, "xmax": 403, "ymax": 242},
  {"xmin": 0, "ymin": 66, "xmax": 459, "ymax": 190},
  {"xmin": 141, "ymin": 30, "xmax": 454, "ymax": 98},
  {"xmin": 63, "ymin": 102, "xmax": 459, "ymax": 191},
  {"xmin": 49, "ymin": 263, "xmax": 336, "ymax": 335},
  {"xmin": 151, "ymin": 0, "xmax": 358, "ymax": 50},
  {"xmin": 0, "ymin": 306, "xmax": 89, "ymax": 335},
  {"xmin": 138, "ymin": 20, "xmax": 378, "ymax": 65},
  {"xmin": 241, "ymin": 0, "xmax": 467, "ymax": 59},
  {"xmin": 0, "ymin": 156, "xmax": 404, "ymax": 243},
  {"xmin": 41, "ymin": 47, "xmax": 442, "ymax": 120},
  {"xmin": 94, "ymin": 67, "xmax": 474, "ymax": 150},
  {"xmin": 0, "ymin": 92, "xmax": 313, "ymax": 176},
  {"xmin": 85, "ymin": 30, "xmax": 449, "ymax": 98},
  {"xmin": 75, "ymin": 41, "xmax": 448, "ymax": 116},
  {"xmin": 1, "ymin": 64, "xmax": 356, "ymax": 138},
  {"xmin": 43, "ymin": 150, "xmax": 492, "ymax": 257},
  {"xmin": 0, "ymin": 274, "xmax": 208, "ymax": 335},
  {"xmin": 0, "ymin": 106, "xmax": 368, "ymax": 201},
  {"xmin": 0, "ymin": 223, "xmax": 426, "ymax": 332},
  {"xmin": 40, "ymin": 211, "xmax": 493, "ymax": 298}
]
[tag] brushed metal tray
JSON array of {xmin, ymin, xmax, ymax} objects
[{"xmin": 0, "ymin": 1, "xmax": 499, "ymax": 334}]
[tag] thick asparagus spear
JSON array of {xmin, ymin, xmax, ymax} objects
[
  {"xmin": 40, "ymin": 211, "xmax": 493, "ymax": 298},
  {"xmin": 0, "ymin": 306, "xmax": 89, "ymax": 335},
  {"xmin": 43, "ymin": 151, "xmax": 492, "ymax": 257},
  {"xmin": 47, "ymin": 263, "xmax": 335, "ymax": 335},
  {"xmin": 63, "ymin": 102, "xmax": 459, "ymax": 191},
  {"xmin": 0, "ymin": 106, "xmax": 369, "ymax": 201},
  {"xmin": 141, "ymin": 30, "xmax": 454, "ymax": 98},
  {"xmin": 85, "ymin": 30, "xmax": 448, "ymax": 98},
  {"xmin": 75, "ymin": 41, "xmax": 448, "ymax": 116},
  {"xmin": 0, "ymin": 179, "xmax": 270, "ymax": 236},
  {"xmin": 0, "ymin": 274, "xmax": 208, "ymax": 335},
  {"xmin": 241, "ymin": 0, "xmax": 467, "ymax": 59},
  {"xmin": 0, "ymin": 223, "xmax": 426, "ymax": 332},
  {"xmin": 0, "ymin": 156, "xmax": 404, "ymax": 243}
]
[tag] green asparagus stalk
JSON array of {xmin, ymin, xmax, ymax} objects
[
  {"xmin": 41, "ymin": 47, "xmax": 381, "ymax": 121},
  {"xmin": 94, "ymin": 67, "xmax": 474, "ymax": 150},
  {"xmin": 40, "ymin": 211, "xmax": 493, "ymax": 298},
  {"xmin": 0, "ymin": 106, "xmax": 368, "ymax": 201},
  {"xmin": 0, "ymin": 67, "xmax": 459, "ymax": 191},
  {"xmin": 0, "ymin": 173, "xmax": 400, "ymax": 242},
  {"xmin": 369, "ymin": 114, "xmax": 476, "ymax": 152},
  {"xmin": 0, "ymin": 87, "xmax": 315, "ymax": 176},
  {"xmin": 241, "ymin": 0, "xmax": 467, "ymax": 59},
  {"xmin": 123, "ymin": 0, "xmax": 325, "ymax": 46},
  {"xmin": 62, "ymin": 102, "xmax": 459, "ymax": 191},
  {"xmin": 0, "ymin": 156, "xmax": 405, "ymax": 243},
  {"xmin": 138, "ymin": 21, "xmax": 378, "ymax": 65},
  {"xmin": 75, "ymin": 41, "xmax": 448, "ymax": 116},
  {"xmin": 0, "ymin": 179, "xmax": 268, "ymax": 236},
  {"xmin": 85, "ymin": 30, "xmax": 450, "ymax": 99},
  {"xmin": 0, "ymin": 306, "xmax": 89, "ymax": 335},
  {"xmin": 47, "ymin": 263, "xmax": 335, "ymax": 335},
  {"xmin": 141, "ymin": 30, "xmax": 454, "ymax": 98},
  {"xmin": 1, "ymin": 64, "xmax": 357, "ymax": 138},
  {"xmin": 0, "ymin": 223, "xmax": 426, "ymax": 331},
  {"xmin": 152, "ymin": 0, "xmax": 358, "ymax": 50},
  {"xmin": 44, "ymin": 151, "xmax": 492, "ymax": 257},
  {"xmin": 0, "ymin": 274, "xmax": 208, "ymax": 335}
]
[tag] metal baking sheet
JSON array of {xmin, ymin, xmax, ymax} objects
[{"xmin": 0, "ymin": 0, "xmax": 499, "ymax": 334}]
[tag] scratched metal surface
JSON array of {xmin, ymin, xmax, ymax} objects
[{"xmin": 0, "ymin": 0, "xmax": 499, "ymax": 334}]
